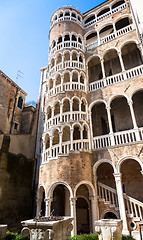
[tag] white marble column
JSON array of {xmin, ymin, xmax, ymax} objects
[
  {"xmin": 70, "ymin": 197, "xmax": 77, "ymax": 236},
  {"xmin": 59, "ymin": 131, "xmax": 62, "ymax": 154},
  {"xmin": 89, "ymin": 195, "xmax": 99, "ymax": 233},
  {"xmin": 106, "ymin": 106, "xmax": 115, "ymax": 145},
  {"xmin": 118, "ymin": 51, "xmax": 125, "ymax": 72},
  {"xmin": 128, "ymin": 100, "xmax": 140, "ymax": 141},
  {"xmin": 49, "ymin": 135, "xmax": 52, "ymax": 158},
  {"xmin": 81, "ymin": 127, "xmax": 83, "ymax": 149},
  {"xmin": 60, "ymin": 103, "xmax": 63, "ymax": 122},
  {"xmin": 70, "ymin": 128, "xmax": 74, "ymax": 151},
  {"xmin": 45, "ymin": 197, "xmax": 53, "ymax": 216},
  {"xmin": 114, "ymin": 173, "xmax": 129, "ymax": 235}
]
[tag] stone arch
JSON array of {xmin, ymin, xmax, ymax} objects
[
  {"xmin": 55, "ymin": 73, "xmax": 61, "ymax": 86},
  {"xmin": 53, "ymin": 100, "xmax": 60, "ymax": 116},
  {"xmin": 52, "ymin": 129, "xmax": 59, "ymax": 145},
  {"xmin": 47, "ymin": 106, "xmax": 52, "ymax": 119},
  {"xmin": 62, "ymin": 97, "xmax": 70, "ymax": 113},
  {"xmin": 108, "ymin": 93, "xmax": 129, "ymax": 106},
  {"xmin": 111, "ymin": 0, "xmax": 125, "ymax": 9},
  {"xmin": 47, "ymin": 181, "xmax": 73, "ymax": 198},
  {"xmin": 64, "ymin": 50, "xmax": 70, "ymax": 61},
  {"xmin": 93, "ymin": 159, "xmax": 117, "ymax": 175},
  {"xmin": 73, "ymin": 123, "xmax": 81, "ymax": 140},
  {"xmin": 62, "ymin": 125, "xmax": 70, "ymax": 142},
  {"xmin": 116, "ymin": 156, "xmax": 143, "ymax": 173},
  {"xmin": 56, "ymin": 53, "xmax": 62, "ymax": 64},
  {"xmin": 96, "ymin": 5, "xmax": 110, "ymax": 17},
  {"xmin": 74, "ymin": 181, "xmax": 96, "ymax": 198},
  {"xmin": 63, "ymin": 71, "xmax": 70, "ymax": 83},
  {"xmin": 101, "ymin": 209, "xmax": 119, "ymax": 219},
  {"xmin": 84, "ymin": 13, "xmax": 96, "ymax": 25},
  {"xmin": 89, "ymin": 99, "xmax": 107, "ymax": 112},
  {"xmin": 72, "ymin": 97, "xmax": 80, "ymax": 111}
]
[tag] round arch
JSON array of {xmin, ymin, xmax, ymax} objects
[
  {"xmin": 47, "ymin": 181, "xmax": 73, "ymax": 198},
  {"xmin": 89, "ymin": 99, "xmax": 107, "ymax": 112},
  {"xmin": 93, "ymin": 159, "xmax": 117, "ymax": 175},
  {"xmin": 74, "ymin": 180, "xmax": 96, "ymax": 197},
  {"xmin": 116, "ymin": 156, "xmax": 143, "ymax": 173}
]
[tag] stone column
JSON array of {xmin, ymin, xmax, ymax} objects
[
  {"xmin": 112, "ymin": 21, "xmax": 117, "ymax": 37},
  {"xmin": 45, "ymin": 197, "xmax": 53, "ymax": 216},
  {"xmin": 89, "ymin": 195, "xmax": 99, "ymax": 233},
  {"xmin": 118, "ymin": 51, "xmax": 125, "ymax": 72},
  {"xmin": 81, "ymin": 127, "xmax": 83, "ymax": 149},
  {"xmin": 70, "ymin": 101, "xmax": 73, "ymax": 121},
  {"xmin": 70, "ymin": 128, "xmax": 74, "ymax": 151},
  {"xmin": 101, "ymin": 59, "xmax": 106, "ymax": 87},
  {"xmin": 97, "ymin": 31, "xmax": 100, "ymax": 46},
  {"xmin": 49, "ymin": 135, "xmax": 52, "ymax": 158},
  {"xmin": 128, "ymin": 100, "xmax": 140, "ymax": 141},
  {"xmin": 106, "ymin": 106, "xmax": 115, "ymax": 145},
  {"xmin": 61, "ymin": 74, "xmax": 63, "ymax": 92},
  {"xmin": 70, "ymin": 53, "xmax": 72, "ymax": 68},
  {"xmin": 59, "ymin": 131, "xmax": 62, "ymax": 154},
  {"xmin": 70, "ymin": 197, "xmax": 77, "ymax": 236},
  {"xmin": 114, "ymin": 173, "xmax": 129, "ymax": 235},
  {"xmin": 70, "ymin": 72, "xmax": 72, "ymax": 90},
  {"xmin": 60, "ymin": 103, "xmax": 63, "ymax": 122}
]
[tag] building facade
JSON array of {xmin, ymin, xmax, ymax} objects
[
  {"xmin": 0, "ymin": 70, "xmax": 38, "ymax": 228},
  {"xmin": 37, "ymin": 0, "xmax": 143, "ymax": 237}
]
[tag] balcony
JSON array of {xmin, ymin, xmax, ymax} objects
[
  {"xmin": 84, "ymin": 3, "xmax": 126, "ymax": 28},
  {"xmin": 89, "ymin": 64, "xmax": 143, "ymax": 92},
  {"xmin": 92, "ymin": 127, "xmax": 143, "ymax": 149},
  {"xmin": 86, "ymin": 24, "xmax": 134, "ymax": 51}
]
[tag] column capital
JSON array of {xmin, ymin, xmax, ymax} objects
[
  {"xmin": 114, "ymin": 172, "xmax": 122, "ymax": 181},
  {"xmin": 89, "ymin": 195, "xmax": 96, "ymax": 201},
  {"xmin": 70, "ymin": 197, "xmax": 77, "ymax": 205},
  {"xmin": 106, "ymin": 105, "xmax": 111, "ymax": 111},
  {"xmin": 128, "ymin": 99, "xmax": 133, "ymax": 106},
  {"xmin": 44, "ymin": 197, "xmax": 53, "ymax": 203}
]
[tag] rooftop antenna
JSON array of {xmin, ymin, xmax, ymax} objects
[{"xmin": 16, "ymin": 69, "xmax": 24, "ymax": 83}]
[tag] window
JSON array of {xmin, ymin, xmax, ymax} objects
[
  {"xmin": 17, "ymin": 96, "xmax": 23, "ymax": 109},
  {"xmin": 14, "ymin": 122, "xmax": 18, "ymax": 130}
]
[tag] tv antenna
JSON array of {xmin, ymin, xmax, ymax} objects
[{"xmin": 16, "ymin": 69, "xmax": 24, "ymax": 83}]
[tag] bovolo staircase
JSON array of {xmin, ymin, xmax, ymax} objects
[{"xmin": 97, "ymin": 182, "xmax": 143, "ymax": 224}]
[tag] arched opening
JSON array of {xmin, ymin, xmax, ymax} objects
[
  {"xmin": 72, "ymin": 72, "xmax": 78, "ymax": 82},
  {"xmin": 49, "ymin": 79, "xmax": 53, "ymax": 90},
  {"xmin": 47, "ymin": 106, "xmax": 52, "ymax": 120},
  {"xmin": 62, "ymin": 126, "xmax": 70, "ymax": 142},
  {"xmin": 73, "ymin": 98, "xmax": 79, "ymax": 111},
  {"xmin": 99, "ymin": 25, "xmax": 114, "ymax": 39},
  {"xmin": 64, "ymin": 34, "xmax": 70, "ymax": 41},
  {"xmin": 78, "ymin": 16, "xmax": 81, "ymax": 22},
  {"xmin": 63, "ymin": 99, "xmax": 70, "ymax": 113},
  {"xmin": 72, "ymin": 52, "xmax": 78, "ymax": 61},
  {"xmin": 73, "ymin": 125, "xmax": 81, "ymax": 140},
  {"xmin": 63, "ymin": 72, "xmax": 70, "ymax": 83},
  {"xmin": 88, "ymin": 57, "xmax": 102, "ymax": 82},
  {"xmin": 51, "ymin": 184, "xmax": 70, "ymax": 216},
  {"xmin": 45, "ymin": 134, "xmax": 50, "ymax": 149},
  {"xmin": 64, "ymin": 52, "xmax": 70, "ymax": 61},
  {"xmin": 52, "ymin": 40, "xmax": 56, "ymax": 48},
  {"xmin": 83, "ymin": 125, "xmax": 88, "ymax": 139},
  {"xmin": 65, "ymin": 11, "xmax": 70, "ymax": 16},
  {"xmin": 80, "ymin": 74, "xmax": 84, "ymax": 84},
  {"xmin": 54, "ymin": 102, "xmax": 60, "ymax": 116},
  {"xmin": 110, "ymin": 96, "xmax": 133, "ymax": 132},
  {"xmin": 59, "ymin": 12, "xmax": 63, "ymax": 18},
  {"xmin": 72, "ymin": 35, "xmax": 77, "ymax": 41},
  {"xmin": 120, "ymin": 159, "xmax": 143, "ymax": 202},
  {"xmin": 97, "ymin": 163, "xmax": 116, "ymax": 188},
  {"xmin": 52, "ymin": 129, "xmax": 59, "ymax": 145},
  {"xmin": 38, "ymin": 186, "xmax": 46, "ymax": 217},
  {"xmin": 104, "ymin": 49, "xmax": 122, "ymax": 77},
  {"xmin": 57, "ymin": 36, "xmax": 62, "ymax": 44},
  {"xmin": 104, "ymin": 211, "xmax": 118, "ymax": 219},
  {"xmin": 55, "ymin": 74, "xmax": 61, "ymax": 86},
  {"xmin": 79, "ymin": 55, "xmax": 83, "ymax": 63},
  {"xmin": 78, "ymin": 37, "xmax": 82, "ymax": 44},
  {"xmin": 81, "ymin": 99, "xmax": 86, "ymax": 112},
  {"xmin": 97, "ymin": 7, "xmax": 110, "ymax": 17},
  {"xmin": 115, "ymin": 17, "xmax": 130, "ymax": 31},
  {"xmin": 85, "ymin": 15, "xmax": 95, "ymax": 25},
  {"xmin": 86, "ymin": 32, "xmax": 97, "ymax": 46},
  {"xmin": 54, "ymin": 15, "xmax": 57, "ymax": 21},
  {"xmin": 71, "ymin": 12, "xmax": 76, "ymax": 19},
  {"xmin": 51, "ymin": 58, "xmax": 55, "ymax": 68},
  {"xmin": 121, "ymin": 43, "xmax": 143, "ymax": 70},
  {"xmin": 56, "ymin": 54, "xmax": 62, "ymax": 64},
  {"xmin": 91, "ymin": 102, "xmax": 109, "ymax": 136},
  {"xmin": 132, "ymin": 90, "xmax": 143, "ymax": 128},
  {"xmin": 76, "ymin": 184, "xmax": 93, "ymax": 234},
  {"xmin": 112, "ymin": 0, "xmax": 125, "ymax": 9}
]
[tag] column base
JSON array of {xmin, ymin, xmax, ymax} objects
[{"xmin": 122, "ymin": 229, "xmax": 130, "ymax": 236}]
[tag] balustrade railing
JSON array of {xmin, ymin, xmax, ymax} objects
[
  {"xmin": 49, "ymin": 41, "xmax": 84, "ymax": 56},
  {"xmin": 48, "ymin": 60, "xmax": 85, "ymax": 77},
  {"xmin": 124, "ymin": 194, "xmax": 143, "ymax": 220},
  {"xmin": 86, "ymin": 24, "xmax": 134, "ymax": 50},
  {"xmin": 89, "ymin": 64, "xmax": 143, "ymax": 92},
  {"xmin": 84, "ymin": 3, "xmax": 126, "ymax": 27},
  {"xmin": 50, "ymin": 16, "xmax": 82, "ymax": 29},
  {"xmin": 92, "ymin": 127, "xmax": 143, "ymax": 150},
  {"xmin": 43, "ymin": 139, "xmax": 89, "ymax": 162},
  {"xmin": 44, "ymin": 111, "xmax": 88, "ymax": 130},
  {"xmin": 98, "ymin": 182, "xmax": 119, "ymax": 208}
]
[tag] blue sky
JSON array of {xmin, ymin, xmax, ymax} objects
[{"xmin": 0, "ymin": 0, "xmax": 104, "ymax": 103}]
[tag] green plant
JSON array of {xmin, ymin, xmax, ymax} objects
[
  {"xmin": 122, "ymin": 235, "xmax": 135, "ymax": 240},
  {"xmin": 6, "ymin": 232, "xmax": 29, "ymax": 240},
  {"xmin": 67, "ymin": 233, "xmax": 99, "ymax": 240}
]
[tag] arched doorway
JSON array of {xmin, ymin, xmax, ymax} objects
[
  {"xmin": 50, "ymin": 184, "xmax": 70, "ymax": 216},
  {"xmin": 76, "ymin": 197, "xmax": 90, "ymax": 234}
]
